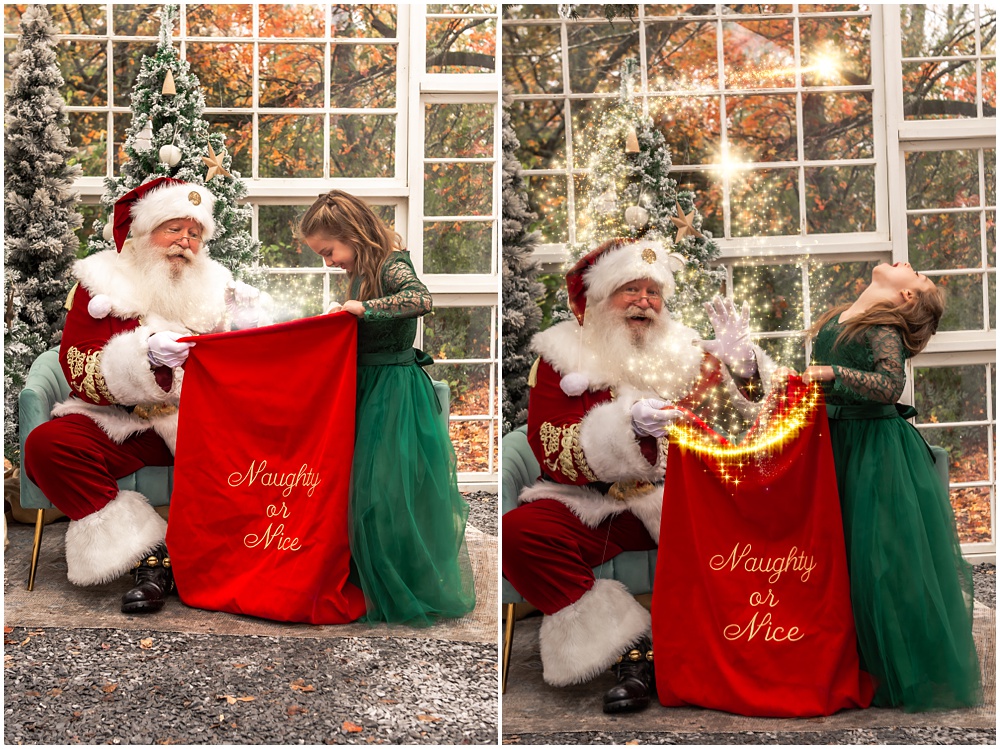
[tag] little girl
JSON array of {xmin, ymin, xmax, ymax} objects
[
  {"xmin": 802, "ymin": 261, "xmax": 981, "ymax": 711},
  {"xmin": 300, "ymin": 190, "xmax": 476, "ymax": 626}
]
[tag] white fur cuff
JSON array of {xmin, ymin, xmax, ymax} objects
[
  {"xmin": 65, "ymin": 490, "xmax": 166, "ymax": 586},
  {"xmin": 539, "ymin": 578, "xmax": 651, "ymax": 686},
  {"xmin": 101, "ymin": 328, "xmax": 177, "ymax": 405},
  {"xmin": 578, "ymin": 401, "xmax": 663, "ymax": 483}
]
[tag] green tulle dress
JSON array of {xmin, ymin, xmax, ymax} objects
[
  {"xmin": 814, "ymin": 318, "xmax": 981, "ymax": 711},
  {"xmin": 348, "ymin": 252, "xmax": 476, "ymax": 626}
]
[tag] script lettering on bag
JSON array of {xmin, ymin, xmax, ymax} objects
[
  {"xmin": 242, "ymin": 501, "xmax": 303, "ymax": 551},
  {"xmin": 227, "ymin": 460, "xmax": 322, "ymax": 498},
  {"xmin": 709, "ymin": 542, "xmax": 815, "ymax": 644}
]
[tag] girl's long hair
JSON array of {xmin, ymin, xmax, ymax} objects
[
  {"xmin": 298, "ymin": 190, "xmax": 404, "ymax": 301},
  {"xmin": 811, "ymin": 286, "xmax": 945, "ymax": 357}
]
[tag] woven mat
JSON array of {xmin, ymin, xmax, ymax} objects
[
  {"xmin": 4, "ymin": 519, "xmax": 497, "ymax": 644},
  {"xmin": 502, "ymin": 604, "xmax": 995, "ymax": 733}
]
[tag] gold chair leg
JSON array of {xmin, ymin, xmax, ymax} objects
[
  {"xmin": 502, "ymin": 602, "xmax": 516, "ymax": 694},
  {"xmin": 27, "ymin": 509, "xmax": 44, "ymax": 591}
]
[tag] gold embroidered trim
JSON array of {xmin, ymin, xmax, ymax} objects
[
  {"xmin": 539, "ymin": 421, "xmax": 598, "ymax": 482},
  {"xmin": 66, "ymin": 346, "xmax": 116, "ymax": 404}
]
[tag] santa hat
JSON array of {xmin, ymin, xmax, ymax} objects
[
  {"xmin": 113, "ymin": 177, "xmax": 217, "ymax": 252},
  {"xmin": 566, "ymin": 238, "xmax": 686, "ymax": 325}
]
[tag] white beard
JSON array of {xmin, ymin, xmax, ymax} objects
[
  {"xmin": 122, "ymin": 236, "xmax": 228, "ymax": 334},
  {"xmin": 580, "ymin": 299, "xmax": 702, "ymax": 400}
]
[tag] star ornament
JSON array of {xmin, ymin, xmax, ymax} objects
[
  {"xmin": 202, "ymin": 143, "xmax": 232, "ymax": 181},
  {"xmin": 671, "ymin": 200, "xmax": 705, "ymax": 244}
]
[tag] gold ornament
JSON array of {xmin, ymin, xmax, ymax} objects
[
  {"xmin": 625, "ymin": 125, "xmax": 640, "ymax": 154},
  {"xmin": 188, "ymin": 191, "xmax": 201, "ymax": 205},
  {"xmin": 625, "ymin": 205, "xmax": 650, "ymax": 229},
  {"xmin": 162, "ymin": 69, "xmax": 176, "ymax": 95},
  {"xmin": 202, "ymin": 142, "xmax": 232, "ymax": 180},
  {"xmin": 641, "ymin": 246, "xmax": 657, "ymax": 264},
  {"xmin": 670, "ymin": 200, "xmax": 705, "ymax": 243}
]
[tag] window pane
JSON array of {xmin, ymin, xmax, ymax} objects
[
  {"xmin": 113, "ymin": 112, "xmax": 131, "ymax": 172},
  {"xmin": 983, "ymin": 7, "xmax": 997, "ymax": 56},
  {"xmin": 259, "ymin": 115, "xmax": 324, "ymax": 178},
  {"xmin": 949, "ymin": 485, "xmax": 993, "ymax": 544},
  {"xmin": 990, "ymin": 271, "xmax": 996, "ymax": 330},
  {"xmin": 187, "ymin": 4, "xmax": 252, "ymax": 36},
  {"xmin": 982, "ymin": 58, "xmax": 996, "ymax": 114},
  {"xmin": 258, "ymin": 205, "xmax": 324, "ymax": 269},
  {"xmin": 902, "ymin": 60, "xmax": 979, "ymax": 121},
  {"xmin": 526, "ymin": 174, "xmax": 568, "ymax": 243},
  {"xmin": 424, "ymin": 221, "xmax": 492, "ymax": 274},
  {"xmin": 112, "ymin": 4, "xmax": 162, "ymax": 36},
  {"xmin": 187, "ymin": 42, "xmax": 253, "ymax": 108},
  {"xmin": 425, "ymin": 103, "xmax": 494, "ymax": 158},
  {"xmin": 504, "ymin": 4, "xmax": 561, "ymax": 20},
  {"xmin": 732, "ymin": 263, "xmax": 803, "ymax": 332},
  {"xmin": 330, "ymin": 114, "xmax": 395, "ymax": 177},
  {"xmin": 802, "ymin": 92, "xmax": 873, "ymax": 160},
  {"xmin": 205, "ymin": 114, "xmax": 253, "ymax": 176},
  {"xmin": 808, "ymin": 260, "xmax": 877, "ymax": 321},
  {"xmin": 259, "ymin": 4, "xmax": 325, "ymax": 37},
  {"xmin": 68, "ymin": 111, "xmax": 108, "ymax": 177},
  {"xmin": 905, "ymin": 150, "xmax": 981, "ymax": 210},
  {"xmin": 424, "ymin": 163, "xmax": 493, "ymax": 216},
  {"xmin": 805, "ymin": 165, "xmax": 875, "ymax": 234},
  {"xmin": 986, "ymin": 150, "xmax": 996, "ymax": 206},
  {"xmin": 654, "ymin": 96, "xmax": 721, "ymax": 166},
  {"xmin": 331, "ymin": 4, "xmax": 397, "ymax": 39},
  {"xmin": 722, "ymin": 18, "xmax": 795, "ymax": 90},
  {"xmin": 758, "ymin": 336, "xmax": 806, "ymax": 370},
  {"xmin": 567, "ymin": 23, "xmax": 639, "ymax": 94},
  {"xmin": 646, "ymin": 21, "xmax": 718, "ymax": 92},
  {"xmin": 423, "ymin": 306, "xmax": 492, "ymax": 360},
  {"xmin": 726, "ymin": 94, "xmax": 797, "ymax": 162},
  {"xmin": 26, "ymin": 5, "xmax": 106, "ymax": 35},
  {"xmin": 913, "ymin": 364, "xmax": 988, "ymax": 424},
  {"xmin": 330, "ymin": 43, "xmax": 397, "ymax": 108},
  {"xmin": 908, "ymin": 212, "xmax": 983, "ymax": 270},
  {"xmin": 426, "ymin": 363, "xmax": 489, "ymax": 417},
  {"xmin": 112, "ymin": 41, "xmax": 158, "ymax": 107},
  {"xmin": 900, "ymin": 4, "xmax": 978, "ymax": 57},
  {"xmin": 569, "ymin": 97, "xmax": 617, "ymax": 157},
  {"xmin": 426, "ymin": 15, "xmax": 496, "ymax": 73},
  {"xmin": 261, "ymin": 271, "xmax": 324, "ymax": 322},
  {"xmin": 59, "ymin": 40, "xmax": 107, "ymax": 106},
  {"xmin": 936, "ymin": 273, "xmax": 985, "ymax": 330},
  {"xmin": 502, "ymin": 23, "xmax": 563, "ymax": 95},
  {"xmin": 510, "ymin": 99, "xmax": 565, "ymax": 170},
  {"xmin": 730, "ymin": 169, "xmax": 800, "ymax": 236},
  {"xmin": 799, "ymin": 16, "xmax": 871, "ymax": 87},
  {"xmin": 723, "ymin": 4, "xmax": 794, "ymax": 14},
  {"xmin": 260, "ymin": 44, "xmax": 324, "ymax": 108}
]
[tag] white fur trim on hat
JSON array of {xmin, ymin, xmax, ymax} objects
[
  {"xmin": 129, "ymin": 182, "xmax": 217, "ymax": 242},
  {"xmin": 585, "ymin": 240, "xmax": 686, "ymax": 307}
]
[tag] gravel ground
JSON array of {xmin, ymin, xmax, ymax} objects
[
  {"xmin": 501, "ymin": 563, "xmax": 996, "ymax": 746},
  {"xmin": 4, "ymin": 491, "xmax": 500, "ymax": 745},
  {"xmin": 464, "ymin": 490, "xmax": 497, "ymax": 536},
  {"xmin": 4, "ymin": 628, "xmax": 497, "ymax": 745}
]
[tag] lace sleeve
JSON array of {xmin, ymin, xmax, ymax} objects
[
  {"xmin": 831, "ymin": 326, "xmax": 906, "ymax": 404},
  {"xmin": 361, "ymin": 255, "xmax": 433, "ymax": 321}
]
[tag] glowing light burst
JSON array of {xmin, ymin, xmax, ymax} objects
[{"xmin": 668, "ymin": 383, "xmax": 823, "ymax": 486}]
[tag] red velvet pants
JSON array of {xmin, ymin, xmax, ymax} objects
[
  {"xmin": 502, "ymin": 498, "xmax": 657, "ymax": 614},
  {"xmin": 23, "ymin": 414, "xmax": 173, "ymax": 521}
]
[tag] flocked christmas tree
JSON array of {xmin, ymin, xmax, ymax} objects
[
  {"xmin": 3, "ymin": 4, "xmax": 83, "ymax": 461},
  {"xmin": 85, "ymin": 4, "xmax": 258, "ymax": 275},
  {"xmin": 501, "ymin": 92, "xmax": 545, "ymax": 433},
  {"xmin": 572, "ymin": 58, "xmax": 724, "ymax": 330}
]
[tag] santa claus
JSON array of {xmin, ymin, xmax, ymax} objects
[
  {"xmin": 502, "ymin": 237, "xmax": 777, "ymax": 713},
  {"xmin": 23, "ymin": 177, "xmax": 268, "ymax": 614}
]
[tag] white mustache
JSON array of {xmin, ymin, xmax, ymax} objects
[{"xmin": 625, "ymin": 307, "xmax": 656, "ymax": 320}]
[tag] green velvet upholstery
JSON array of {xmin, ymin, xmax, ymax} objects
[{"xmin": 500, "ymin": 425, "xmax": 950, "ymax": 605}]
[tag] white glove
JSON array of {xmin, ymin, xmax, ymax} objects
[
  {"xmin": 700, "ymin": 295, "xmax": 757, "ymax": 378},
  {"xmin": 630, "ymin": 398, "xmax": 684, "ymax": 438},
  {"xmin": 147, "ymin": 331, "xmax": 193, "ymax": 368},
  {"xmin": 325, "ymin": 301, "xmax": 344, "ymax": 314},
  {"xmin": 226, "ymin": 281, "xmax": 272, "ymax": 329}
]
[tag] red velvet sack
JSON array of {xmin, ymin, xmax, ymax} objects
[
  {"xmin": 165, "ymin": 313, "xmax": 367, "ymax": 624},
  {"xmin": 652, "ymin": 378, "xmax": 874, "ymax": 716}
]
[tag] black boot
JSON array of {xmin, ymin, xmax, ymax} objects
[
  {"xmin": 121, "ymin": 544, "xmax": 174, "ymax": 614},
  {"xmin": 602, "ymin": 636, "xmax": 654, "ymax": 714}
]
